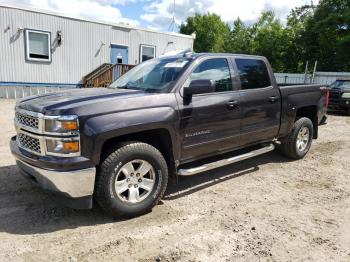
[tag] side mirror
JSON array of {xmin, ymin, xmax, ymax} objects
[{"xmin": 183, "ymin": 79, "xmax": 215, "ymax": 97}]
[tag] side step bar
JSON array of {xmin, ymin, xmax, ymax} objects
[{"xmin": 177, "ymin": 144, "xmax": 275, "ymax": 176}]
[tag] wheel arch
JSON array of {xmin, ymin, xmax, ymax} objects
[
  {"xmin": 296, "ymin": 105, "xmax": 318, "ymax": 139},
  {"xmin": 99, "ymin": 128, "xmax": 176, "ymax": 174}
]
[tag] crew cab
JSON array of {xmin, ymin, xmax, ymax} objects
[{"xmin": 10, "ymin": 53, "xmax": 328, "ymax": 217}]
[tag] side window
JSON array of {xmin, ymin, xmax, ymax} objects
[
  {"xmin": 189, "ymin": 58, "xmax": 233, "ymax": 93},
  {"xmin": 236, "ymin": 59, "xmax": 271, "ymax": 90},
  {"xmin": 140, "ymin": 45, "xmax": 156, "ymax": 63},
  {"xmin": 25, "ymin": 29, "xmax": 51, "ymax": 62}
]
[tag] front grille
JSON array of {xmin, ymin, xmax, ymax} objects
[
  {"xmin": 15, "ymin": 112, "xmax": 39, "ymax": 129},
  {"xmin": 329, "ymin": 89, "xmax": 342, "ymax": 106},
  {"xmin": 17, "ymin": 133, "xmax": 41, "ymax": 154},
  {"xmin": 329, "ymin": 91, "xmax": 341, "ymax": 99}
]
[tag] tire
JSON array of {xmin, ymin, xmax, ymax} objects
[
  {"xmin": 280, "ymin": 117, "xmax": 314, "ymax": 160},
  {"xmin": 95, "ymin": 142, "xmax": 168, "ymax": 218}
]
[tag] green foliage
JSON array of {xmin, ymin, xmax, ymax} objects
[
  {"xmin": 225, "ymin": 18, "xmax": 253, "ymax": 54},
  {"xmin": 179, "ymin": 0, "xmax": 350, "ymax": 72},
  {"xmin": 301, "ymin": 0, "xmax": 350, "ymax": 71},
  {"xmin": 250, "ymin": 11, "xmax": 292, "ymax": 72},
  {"xmin": 179, "ymin": 13, "xmax": 230, "ymax": 53}
]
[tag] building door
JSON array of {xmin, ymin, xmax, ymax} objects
[{"xmin": 110, "ymin": 44, "xmax": 128, "ymax": 64}]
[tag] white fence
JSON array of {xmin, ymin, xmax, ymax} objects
[
  {"xmin": 1, "ymin": 71, "xmax": 350, "ymax": 99},
  {"xmin": 0, "ymin": 85, "xmax": 77, "ymax": 99},
  {"xmin": 275, "ymin": 72, "xmax": 350, "ymax": 85}
]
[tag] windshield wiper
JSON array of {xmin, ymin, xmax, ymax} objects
[
  {"xmin": 115, "ymin": 85, "xmax": 129, "ymax": 89},
  {"xmin": 114, "ymin": 85, "xmax": 138, "ymax": 90}
]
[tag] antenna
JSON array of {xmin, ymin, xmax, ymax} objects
[{"xmin": 168, "ymin": 0, "xmax": 178, "ymax": 32}]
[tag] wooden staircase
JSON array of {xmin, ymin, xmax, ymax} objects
[{"xmin": 83, "ymin": 63, "xmax": 134, "ymax": 88}]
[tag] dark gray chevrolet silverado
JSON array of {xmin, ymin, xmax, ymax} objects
[{"xmin": 10, "ymin": 53, "xmax": 328, "ymax": 217}]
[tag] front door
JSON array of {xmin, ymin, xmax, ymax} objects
[
  {"xmin": 235, "ymin": 58, "xmax": 280, "ymax": 146},
  {"xmin": 178, "ymin": 58, "xmax": 241, "ymax": 162},
  {"xmin": 110, "ymin": 44, "xmax": 128, "ymax": 64}
]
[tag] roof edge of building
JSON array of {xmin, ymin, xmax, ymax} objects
[{"xmin": 0, "ymin": 3, "xmax": 195, "ymax": 39}]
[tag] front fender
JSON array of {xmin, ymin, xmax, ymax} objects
[{"xmin": 81, "ymin": 107, "xmax": 179, "ymax": 165}]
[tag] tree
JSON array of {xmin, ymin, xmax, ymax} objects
[
  {"xmin": 285, "ymin": 5, "xmax": 315, "ymax": 72},
  {"xmin": 179, "ymin": 0, "xmax": 350, "ymax": 72},
  {"xmin": 249, "ymin": 11, "xmax": 293, "ymax": 72},
  {"xmin": 180, "ymin": 13, "xmax": 230, "ymax": 53},
  {"xmin": 300, "ymin": 0, "xmax": 350, "ymax": 71},
  {"xmin": 225, "ymin": 18, "xmax": 253, "ymax": 54},
  {"xmin": 228, "ymin": 11, "xmax": 297, "ymax": 72}
]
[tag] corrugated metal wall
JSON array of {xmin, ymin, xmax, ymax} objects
[
  {"xmin": 313, "ymin": 72, "xmax": 350, "ymax": 85},
  {"xmin": 0, "ymin": 5, "xmax": 194, "ymax": 85},
  {"xmin": 275, "ymin": 72, "xmax": 350, "ymax": 85},
  {"xmin": 3, "ymin": 71, "xmax": 350, "ymax": 99},
  {"xmin": 275, "ymin": 73, "xmax": 307, "ymax": 84},
  {"xmin": 0, "ymin": 85, "xmax": 76, "ymax": 99}
]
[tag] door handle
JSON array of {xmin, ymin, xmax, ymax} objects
[
  {"xmin": 269, "ymin": 96, "xmax": 278, "ymax": 103},
  {"xmin": 227, "ymin": 100, "xmax": 239, "ymax": 109}
]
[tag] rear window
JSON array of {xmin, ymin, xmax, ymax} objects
[{"xmin": 236, "ymin": 59, "xmax": 271, "ymax": 90}]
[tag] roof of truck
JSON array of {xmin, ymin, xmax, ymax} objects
[
  {"xmin": 165, "ymin": 51, "xmax": 267, "ymax": 60},
  {"xmin": 195, "ymin": 53, "xmax": 266, "ymax": 59}
]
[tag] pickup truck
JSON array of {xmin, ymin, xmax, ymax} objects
[
  {"xmin": 328, "ymin": 78, "xmax": 350, "ymax": 115},
  {"xmin": 10, "ymin": 53, "xmax": 328, "ymax": 217}
]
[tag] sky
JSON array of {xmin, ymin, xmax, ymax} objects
[{"xmin": 1, "ymin": 0, "xmax": 318, "ymax": 31}]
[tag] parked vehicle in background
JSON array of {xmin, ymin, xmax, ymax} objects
[
  {"xmin": 328, "ymin": 78, "xmax": 350, "ymax": 115},
  {"xmin": 10, "ymin": 53, "xmax": 328, "ymax": 218}
]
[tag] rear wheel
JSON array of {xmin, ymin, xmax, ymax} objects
[
  {"xmin": 95, "ymin": 142, "xmax": 168, "ymax": 218},
  {"xmin": 280, "ymin": 117, "xmax": 313, "ymax": 159}
]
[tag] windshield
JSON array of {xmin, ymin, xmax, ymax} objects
[
  {"xmin": 110, "ymin": 57, "xmax": 191, "ymax": 92},
  {"xmin": 330, "ymin": 80, "xmax": 350, "ymax": 90}
]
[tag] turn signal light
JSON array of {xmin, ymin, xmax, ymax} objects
[
  {"xmin": 63, "ymin": 141, "xmax": 79, "ymax": 152},
  {"xmin": 62, "ymin": 121, "xmax": 78, "ymax": 131}
]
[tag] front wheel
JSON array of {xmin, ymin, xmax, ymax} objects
[
  {"xmin": 95, "ymin": 142, "xmax": 168, "ymax": 218},
  {"xmin": 280, "ymin": 117, "xmax": 314, "ymax": 159}
]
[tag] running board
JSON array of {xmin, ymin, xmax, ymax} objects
[{"xmin": 177, "ymin": 144, "xmax": 275, "ymax": 176}]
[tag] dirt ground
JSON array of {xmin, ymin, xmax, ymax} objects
[{"xmin": 0, "ymin": 99, "xmax": 349, "ymax": 262}]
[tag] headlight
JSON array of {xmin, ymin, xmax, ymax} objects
[
  {"xmin": 44, "ymin": 115, "xmax": 80, "ymax": 156},
  {"xmin": 342, "ymin": 93, "xmax": 350, "ymax": 99},
  {"xmin": 45, "ymin": 115, "xmax": 79, "ymax": 133},
  {"xmin": 46, "ymin": 139, "xmax": 80, "ymax": 156}
]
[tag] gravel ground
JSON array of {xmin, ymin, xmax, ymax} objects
[{"xmin": 0, "ymin": 99, "xmax": 349, "ymax": 262}]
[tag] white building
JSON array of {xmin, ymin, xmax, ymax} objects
[{"xmin": 0, "ymin": 4, "xmax": 194, "ymax": 92}]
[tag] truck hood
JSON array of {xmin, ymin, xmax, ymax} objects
[
  {"xmin": 17, "ymin": 88, "xmax": 151, "ymax": 114},
  {"xmin": 331, "ymin": 86, "xmax": 350, "ymax": 92}
]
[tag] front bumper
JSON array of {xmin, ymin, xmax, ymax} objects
[
  {"xmin": 328, "ymin": 98, "xmax": 350, "ymax": 111},
  {"xmin": 11, "ymin": 137, "xmax": 96, "ymax": 209}
]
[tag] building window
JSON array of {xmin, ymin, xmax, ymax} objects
[
  {"xmin": 140, "ymin": 44, "xmax": 155, "ymax": 63},
  {"xmin": 25, "ymin": 29, "xmax": 51, "ymax": 62}
]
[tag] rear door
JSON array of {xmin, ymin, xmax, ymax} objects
[
  {"xmin": 235, "ymin": 57, "xmax": 280, "ymax": 145},
  {"xmin": 177, "ymin": 57, "xmax": 241, "ymax": 162}
]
